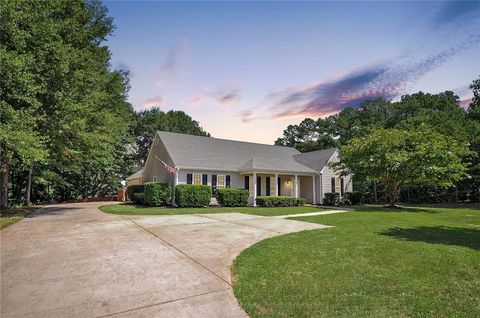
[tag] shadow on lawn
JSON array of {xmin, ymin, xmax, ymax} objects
[{"xmin": 380, "ymin": 226, "xmax": 480, "ymax": 250}]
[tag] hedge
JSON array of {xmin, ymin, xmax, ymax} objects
[
  {"xmin": 255, "ymin": 196, "xmax": 305, "ymax": 207},
  {"xmin": 133, "ymin": 192, "xmax": 145, "ymax": 205},
  {"xmin": 175, "ymin": 184, "xmax": 212, "ymax": 207},
  {"xmin": 127, "ymin": 184, "xmax": 144, "ymax": 203},
  {"xmin": 216, "ymin": 188, "xmax": 249, "ymax": 207},
  {"xmin": 144, "ymin": 182, "xmax": 172, "ymax": 206},
  {"xmin": 345, "ymin": 191, "xmax": 363, "ymax": 205},
  {"xmin": 323, "ymin": 193, "xmax": 340, "ymax": 205}
]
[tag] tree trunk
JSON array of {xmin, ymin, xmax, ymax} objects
[
  {"xmin": 386, "ymin": 181, "xmax": 398, "ymax": 207},
  {"xmin": 26, "ymin": 166, "xmax": 33, "ymax": 206},
  {"xmin": 1, "ymin": 159, "xmax": 9, "ymax": 211},
  {"xmin": 373, "ymin": 181, "xmax": 378, "ymax": 203}
]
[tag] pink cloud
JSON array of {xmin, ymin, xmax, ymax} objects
[{"xmin": 141, "ymin": 96, "xmax": 165, "ymax": 109}]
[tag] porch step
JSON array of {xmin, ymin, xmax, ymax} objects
[{"xmin": 209, "ymin": 197, "xmax": 220, "ymax": 206}]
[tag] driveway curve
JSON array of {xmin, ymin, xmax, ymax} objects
[{"xmin": 1, "ymin": 202, "xmax": 328, "ymax": 317}]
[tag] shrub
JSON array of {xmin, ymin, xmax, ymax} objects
[
  {"xmin": 144, "ymin": 182, "xmax": 172, "ymax": 206},
  {"xmin": 345, "ymin": 191, "xmax": 363, "ymax": 205},
  {"xmin": 216, "ymin": 188, "xmax": 249, "ymax": 207},
  {"xmin": 133, "ymin": 192, "xmax": 145, "ymax": 205},
  {"xmin": 127, "ymin": 184, "xmax": 144, "ymax": 203},
  {"xmin": 323, "ymin": 193, "xmax": 340, "ymax": 205},
  {"xmin": 175, "ymin": 184, "xmax": 212, "ymax": 207},
  {"xmin": 255, "ymin": 196, "xmax": 305, "ymax": 207}
]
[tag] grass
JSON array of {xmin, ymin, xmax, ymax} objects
[
  {"xmin": 99, "ymin": 203, "xmax": 326, "ymax": 216},
  {"xmin": 232, "ymin": 205, "xmax": 480, "ymax": 318},
  {"xmin": 0, "ymin": 206, "xmax": 41, "ymax": 229}
]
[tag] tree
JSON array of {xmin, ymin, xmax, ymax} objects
[
  {"xmin": 131, "ymin": 108, "xmax": 210, "ymax": 166},
  {"xmin": 275, "ymin": 117, "xmax": 338, "ymax": 152},
  {"xmin": 1, "ymin": 0, "xmax": 134, "ymax": 205},
  {"xmin": 337, "ymin": 126, "xmax": 470, "ymax": 206}
]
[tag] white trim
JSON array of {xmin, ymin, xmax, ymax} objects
[
  {"xmin": 312, "ymin": 175, "xmax": 316, "ymax": 204},
  {"xmin": 253, "ymin": 172, "xmax": 257, "ymax": 207}
]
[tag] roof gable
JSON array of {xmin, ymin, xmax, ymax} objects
[{"xmin": 293, "ymin": 148, "xmax": 338, "ymax": 172}]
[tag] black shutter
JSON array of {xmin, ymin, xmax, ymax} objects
[
  {"xmin": 266, "ymin": 177, "xmax": 270, "ymax": 196},
  {"xmin": 277, "ymin": 177, "xmax": 281, "ymax": 195},
  {"xmin": 331, "ymin": 178, "xmax": 335, "ymax": 193},
  {"xmin": 187, "ymin": 174, "xmax": 193, "ymax": 184},
  {"xmin": 244, "ymin": 176, "xmax": 249, "ymax": 190},
  {"xmin": 211, "ymin": 175, "xmax": 217, "ymax": 190},
  {"xmin": 257, "ymin": 176, "xmax": 261, "ymax": 196},
  {"xmin": 202, "ymin": 174, "xmax": 208, "ymax": 185},
  {"xmin": 226, "ymin": 175, "xmax": 231, "ymax": 188},
  {"xmin": 340, "ymin": 178, "xmax": 344, "ymax": 196}
]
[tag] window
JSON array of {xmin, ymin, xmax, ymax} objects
[
  {"xmin": 217, "ymin": 175, "xmax": 226, "ymax": 188},
  {"xmin": 244, "ymin": 176, "xmax": 249, "ymax": 190},
  {"xmin": 193, "ymin": 174, "xmax": 202, "ymax": 185},
  {"xmin": 335, "ymin": 178, "xmax": 341, "ymax": 194}
]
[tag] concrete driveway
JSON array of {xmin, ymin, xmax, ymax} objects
[{"xmin": 1, "ymin": 202, "xmax": 328, "ymax": 318}]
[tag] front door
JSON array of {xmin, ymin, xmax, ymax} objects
[{"xmin": 266, "ymin": 177, "xmax": 271, "ymax": 196}]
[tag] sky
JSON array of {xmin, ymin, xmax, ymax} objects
[{"xmin": 105, "ymin": 0, "xmax": 480, "ymax": 144}]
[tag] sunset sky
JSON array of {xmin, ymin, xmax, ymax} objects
[{"xmin": 105, "ymin": 1, "xmax": 480, "ymax": 144}]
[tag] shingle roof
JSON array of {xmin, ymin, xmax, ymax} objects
[
  {"xmin": 126, "ymin": 168, "xmax": 143, "ymax": 180},
  {"xmin": 156, "ymin": 131, "xmax": 318, "ymax": 174},
  {"xmin": 293, "ymin": 148, "xmax": 338, "ymax": 171}
]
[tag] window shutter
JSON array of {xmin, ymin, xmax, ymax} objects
[
  {"xmin": 211, "ymin": 175, "xmax": 217, "ymax": 190},
  {"xmin": 257, "ymin": 176, "xmax": 261, "ymax": 196},
  {"xmin": 202, "ymin": 174, "xmax": 208, "ymax": 185},
  {"xmin": 331, "ymin": 178, "xmax": 335, "ymax": 193},
  {"xmin": 187, "ymin": 174, "xmax": 192, "ymax": 184},
  {"xmin": 340, "ymin": 178, "xmax": 344, "ymax": 196},
  {"xmin": 226, "ymin": 175, "xmax": 231, "ymax": 188},
  {"xmin": 244, "ymin": 176, "xmax": 249, "ymax": 190}
]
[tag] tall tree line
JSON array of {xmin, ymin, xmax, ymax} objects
[
  {"xmin": 0, "ymin": 1, "xmax": 210, "ymax": 210},
  {"xmin": 275, "ymin": 79, "xmax": 480, "ymax": 203}
]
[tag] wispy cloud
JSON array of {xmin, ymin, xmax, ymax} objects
[
  {"xmin": 189, "ymin": 86, "xmax": 241, "ymax": 107},
  {"xmin": 141, "ymin": 96, "xmax": 165, "ymax": 110},
  {"xmin": 242, "ymin": 39, "xmax": 479, "ymax": 122},
  {"xmin": 156, "ymin": 40, "xmax": 188, "ymax": 85}
]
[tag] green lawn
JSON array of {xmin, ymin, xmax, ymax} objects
[
  {"xmin": 233, "ymin": 205, "xmax": 480, "ymax": 318},
  {"xmin": 0, "ymin": 206, "xmax": 41, "ymax": 230},
  {"xmin": 99, "ymin": 203, "xmax": 326, "ymax": 216}
]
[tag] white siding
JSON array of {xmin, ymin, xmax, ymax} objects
[
  {"xmin": 320, "ymin": 151, "xmax": 353, "ymax": 202},
  {"xmin": 143, "ymin": 135, "xmax": 175, "ymax": 184}
]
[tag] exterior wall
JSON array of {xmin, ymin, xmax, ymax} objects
[
  {"xmin": 143, "ymin": 135, "xmax": 175, "ymax": 184},
  {"xmin": 320, "ymin": 151, "xmax": 353, "ymax": 202}
]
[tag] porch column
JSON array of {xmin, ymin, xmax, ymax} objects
[
  {"xmin": 312, "ymin": 175, "xmax": 316, "ymax": 204},
  {"xmin": 294, "ymin": 175, "xmax": 299, "ymax": 198},
  {"xmin": 275, "ymin": 174, "xmax": 279, "ymax": 196},
  {"xmin": 253, "ymin": 172, "xmax": 257, "ymax": 207}
]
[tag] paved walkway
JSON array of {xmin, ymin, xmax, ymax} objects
[
  {"xmin": 1, "ymin": 202, "xmax": 329, "ymax": 318},
  {"xmin": 274, "ymin": 209, "xmax": 349, "ymax": 219}
]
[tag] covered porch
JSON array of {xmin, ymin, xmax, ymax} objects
[{"xmin": 240, "ymin": 171, "xmax": 318, "ymax": 206}]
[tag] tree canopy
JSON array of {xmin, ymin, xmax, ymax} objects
[
  {"xmin": 275, "ymin": 76, "xmax": 480, "ymax": 204},
  {"xmin": 0, "ymin": 1, "xmax": 212, "ymax": 209},
  {"xmin": 336, "ymin": 126, "xmax": 470, "ymax": 205}
]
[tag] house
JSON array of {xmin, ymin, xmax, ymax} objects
[
  {"xmin": 142, "ymin": 131, "xmax": 352, "ymax": 206},
  {"xmin": 126, "ymin": 168, "xmax": 143, "ymax": 186}
]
